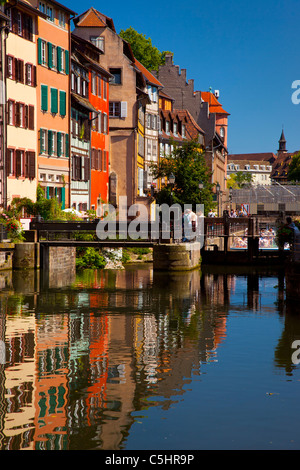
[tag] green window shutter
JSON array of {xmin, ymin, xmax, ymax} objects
[
  {"xmin": 65, "ymin": 133, "xmax": 69, "ymax": 158},
  {"xmin": 48, "ymin": 130, "xmax": 53, "ymax": 155},
  {"xmin": 51, "ymin": 88, "xmax": 58, "ymax": 114},
  {"xmin": 46, "ymin": 186, "xmax": 50, "ymax": 199},
  {"xmin": 41, "ymin": 85, "xmax": 48, "ymax": 111},
  {"xmin": 57, "ymin": 46, "xmax": 62, "ymax": 72},
  {"xmin": 48, "ymin": 42, "xmax": 53, "ymax": 69},
  {"xmin": 59, "ymin": 90, "xmax": 66, "ymax": 116},
  {"xmin": 57, "ymin": 132, "xmax": 62, "ymax": 157},
  {"xmin": 39, "ymin": 129, "xmax": 44, "ymax": 153},
  {"xmin": 61, "ymin": 187, "xmax": 65, "ymax": 210},
  {"xmin": 38, "ymin": 38, "xmax": 42, "ymax": 65},
  {"xmin": 65, "ymin": 50, "xmax": 69, "ymax": 75}
]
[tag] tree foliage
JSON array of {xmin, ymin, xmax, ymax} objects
[
  {"xmin": 287, "ymin": 152, "xmax": 300, "ymax": 182},
  {"xmin": 150, "ymin": 140, "xmax": 214, "ymax": 214},
  {"xmin": 227, "ymin": 171, "xmax": 253, "ymax": 189},
  {"xmin": 119, "ymin": 26, "xmax": 171, "ymax": 72}
]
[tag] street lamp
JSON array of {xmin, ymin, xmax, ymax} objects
[
  {"xmin": 216, "ymin": 182, "xmax": 220, "ymax": 216},
  {"xmin": 199, "ymin": 180, "xmax": 203, "ymax": 205},
  {"xmin": 229, "ymin": 186, "xmax": 233, "ymax": 211},
  {"xmin": 168, "ymin": 173, "xmax": 175, "ymax": 205}
]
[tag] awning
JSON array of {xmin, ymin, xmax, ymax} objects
[{"xmin": 71, "ymin": 93, "xmax": 98, "ymax": 113}]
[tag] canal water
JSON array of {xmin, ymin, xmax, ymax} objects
[{"xmin": 0, "ymin": 264, "xmax": 300, "ymax": 450}]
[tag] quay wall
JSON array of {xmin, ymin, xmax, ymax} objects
[{"xmin": 153, "ymin": 242, "xmax": 201, "ymax": 271}]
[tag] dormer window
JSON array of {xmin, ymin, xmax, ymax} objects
[
  {"xmin": 173, "ymin": 122, "xmax": 178, "ymax": 136},
  {"xmin": 90, "ymin": 36, "xmax": 104, "ymax": 52},
  {"xmin": 166, "ymin": 121, "xmax": 170, "ymax": 134},
  {"xmin": 182, "ymin": 124, "xmax": 186, "ymax": 138}
]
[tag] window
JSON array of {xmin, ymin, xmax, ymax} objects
[
  {"xmin": 38, "ymin": 38, "xmax": 47, "ymax": 65},
  {"xmin": 109, "ymin": 68, "xmax": 121, "ymax": 85},
  {"xmin": 17, "ymin": 11, "xmax": 22, "ymax": 35},
  {"xmin": 90, "ymin": 36, "xmax": 104, "ymax": 51},
  {"xmin": 147, "ymin": 85, "xmax": 157, "ymax": 102},
  {"xmin": 39, "ymin": 2, "xmax": 45, "ymax": 13},
  {"xmin": 109, "ymin": 101, "xmax": 121, "ymax": 117},
  {"xmin": 15, "ymin": 150, "xmax": 24, "ymax": 177},
  {"xmin": 51, "ymin": 45, "xmax": 57, "ymax": 70},
  {"xmin": 166, "ymin": 121, "xmax": 170, "ymax": 134},
  {"xmin": 103, "ymin": 79, "xmax": 107, "ymax": 100},
  {"xmin": 97, "ymin": 76, "xmax": 102, "ymax": 97},
  {"xmin": 39, "ymin": 128, "xmax": 47, "ymax": 154},
  {"xmin": 25, "ymin": 63, "xmax": 36, "ymax": 86},
  {"xmin": 91, "ymin": 73, "xmax": 97, "ymax": 95},
  {"xmin": 103, "ymin": 113, "xmax": 107, "ymax": 134},
  {"xmin": 7, "ymin": 149, "xmax": 14, "ymax": 176},
  {"xmin": 220, "ymin": 126, "xmax": 225, "ymax": 139},
  {"xmin": 46, "ymin": 5, "xmax": 54, "ymax": 21},
  {"xmin": 8, "ymin": 100, "xmax": 15, "ymax": 125},
  {"xmin": 182, "ymin": 124, "xmax": 186, "ymax": 138},
  {"xmin": 7, "ymin": 56, "xmax": 13, "ymax": 79},
  {"xmin": 15, "ymin": 58, "xmax": 24, "ymax": 83},
  {"xmin": 58, "ymin": 11, "xmax": 65, "ymax": 27},
  {"xmin": 173, "ymin": 122, "xmax": 178, "ymax": 136}
]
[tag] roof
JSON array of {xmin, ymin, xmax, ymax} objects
[
  {"xmin": 228, "ymin": 153, "xmax": 276, "ymax": 163},
  {"xmin": 134, "ymin": 59, "xmax": 164, "ymax": 88},
  {"xmin": 176, "ymin": 109, "xmax": 205, "ymax": 137},
  {"xmin": 159, "ymin": 89, "xmax": 174, "ymax": 101},
  {"xmin": 73, "ymin": 7, "xmax": 115, "ymax": 31},
  {"xmin": 71, "ymin": 93, "xmax": 98, "ymax": 113},
  {"xmin": 201, "ymin": 91, "xmax": 230, "ymax": 115}
]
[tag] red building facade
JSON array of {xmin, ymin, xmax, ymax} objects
[{"xmin": 89, "ymin": 62, "xmax": 110, "ymax": 210}]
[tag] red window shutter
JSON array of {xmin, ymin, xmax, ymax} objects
[
  {"xmin": 27, "ymin": 152, "xmax": 35, "ymax": 179},
  {"xmin": 6, "ymin": 149, "xmax": 11, "ymax": 176},
  {"xmin": 15, "ymin": 150, "xmax": 22, "ymax": 177},
  {"xmin": 28, "ymin": 105, "xmax": 34, "ymax": 130},
  {"xmin": 14, "ymin": 58, "xmax": 19, "ymax": 82},
  {"xmin": 15, "ymin": 102, "xmax": 20, "ymax": 127},
  {"xmin": 19, "ymin": 60, "xmax": 24, "ymax": 83},
  {"xmin": 32, "ymin": 65, "xmax": 36, "ymax": 87}
]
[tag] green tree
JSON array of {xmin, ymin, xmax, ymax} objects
[
  {"xmin": 227, "ymin": 171, "xmax": 253, "ymax": 189},
  {"xmin": 150, "ymin": 140, "xmax": 214, "ymax": 214},
  {"xmin": 288, "ymin": 152, "xmax": 300, "ymax": 182},
  {"xmin": 119, "ymin": 26, "xmax": 171, "ymax": 71}
]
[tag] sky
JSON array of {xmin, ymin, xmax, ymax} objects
[{"xmin": 65, "ymin": 0, "xmax": 300, "ymax": 155}]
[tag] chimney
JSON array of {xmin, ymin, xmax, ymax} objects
[{"xmin": 165, "ymin": 53, "xmax": 173, "ymax": 65}]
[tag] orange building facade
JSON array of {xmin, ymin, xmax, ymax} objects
[{"xmin": 33, "ymin": 0, "xmax": 75, "ymax": 208}]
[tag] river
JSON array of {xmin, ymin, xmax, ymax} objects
[{"xmin": 0, "ymin": 264, "xmax": 299, "ymax": 450}]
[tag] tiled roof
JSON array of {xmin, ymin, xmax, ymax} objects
[
  {"xmin": 228, "ymin": 153, "xmax": 276, "ymax": 163},
  {"xmin": 74, "ymin": 7, "xmax": 115, "ymax": 31},
  {"xmin": 134, "ymin": 59, "xmax": 163, "ymax": 87},
  {"xmin": 201, "ymin": 91, "xmax": 230, "ymax": 115},
  {"xmin": 176, "ymin": 109, "xmax": 205, "ymax": 137}
]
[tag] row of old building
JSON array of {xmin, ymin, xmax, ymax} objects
[{"xmin": 0, "ymin": 1, "xmax": 230, "ymax": 215}]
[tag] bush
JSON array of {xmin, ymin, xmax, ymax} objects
[{"xmin": 76, "ymin": 247, "xmax": 106, "ymax": 270}]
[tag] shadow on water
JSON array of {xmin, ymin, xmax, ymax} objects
[{"xmin": 0, "ymin": 263, "xmax": 299, "ymax": 450}]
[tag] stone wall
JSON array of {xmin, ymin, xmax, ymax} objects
[{"xmin": 153, "ymin": 242, "xmax": 201, "ymax": 271}]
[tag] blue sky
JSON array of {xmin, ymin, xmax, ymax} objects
[{"xmin": 66, "ymin": 0, "xmax": 300, "ymax": 155}]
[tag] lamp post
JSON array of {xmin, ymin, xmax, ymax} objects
[
  {"xmin": 216, "ymin": 182, "xmax": 220, "ymax": 216},
  {"xmin": 199, "ymin": 180, "xmax": 203, "ymax": 206},
  {"xmin": 169, "ymin": 173, "xmax": 175, "ymax": 204},
  {"xmin": 229, "ymin": 186, "xmax": 233, "ymax": 212}
]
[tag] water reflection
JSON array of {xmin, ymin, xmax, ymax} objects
[{"xmin": 0, "ymin": 264, "xmax": 298, "ymax": 450}]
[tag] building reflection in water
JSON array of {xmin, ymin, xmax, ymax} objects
[{"xmin": 0, "ymin": 264, "xmax": 293, "ymax": 450}]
